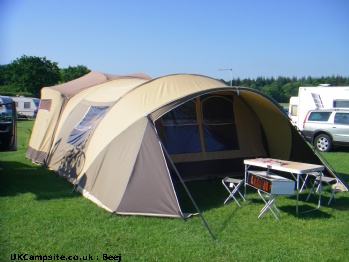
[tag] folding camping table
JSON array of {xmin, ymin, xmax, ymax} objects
[{"xmin": 244, "ymin": 158, "xmax": 325, "ymax": 214}]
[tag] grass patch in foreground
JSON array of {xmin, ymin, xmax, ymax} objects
[{"xmin": 1, "ymin": 120, "xmax": 349, "ymax": 261}]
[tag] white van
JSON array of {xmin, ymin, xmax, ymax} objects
[{"xmin": 11, "ymin": 96, "xmax": 40, "ymax": 118}]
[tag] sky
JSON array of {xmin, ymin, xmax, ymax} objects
[{"xmin": 1, "ymin": 0, "xmax": 348, "ymax": 81}]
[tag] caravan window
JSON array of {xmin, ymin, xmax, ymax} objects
[
  {"xmin": 333, "ymin": 100, "xmax": 349, "ymax": 108},
  {"xmin": 161, "ymin": 100, "xmax": 201, "ymax": 154},
  {"xmin": 201, "ymin": 96, "xmax": 239, "ymax": 151},
  {"xmin": 291, "ymin": 105, "xmax": 298, "ymax": 116},
  {"xmin": 24, "ymin": 102, "xmax": 31, "ymax": 109},
  {"xmin": 67, "ymin": 106, "xmax": 109, "ymax": 146}
]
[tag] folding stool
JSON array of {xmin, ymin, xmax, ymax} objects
[
  {"xmin": 306, "ymin": 174, "xmax": 339, "ymax": 205},
  {"xmin": 222, "ymin": 177, "xmax": 246, "ymax": 207}
]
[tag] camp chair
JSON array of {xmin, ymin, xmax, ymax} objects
[
  {"xmin": 306, "ymin": 174, "xmax": 339, "ymax": 205},
  {"xmin": 222, "ymin": 177, "xmax": 246, "ymax": 207},
  {"xmin": 299, "ymin": 171, "xmax": 321, "ymax": 193}
]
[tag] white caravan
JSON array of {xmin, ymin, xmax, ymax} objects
[
  {"xmin": 11, "ymin": 96, "xmax": 40, "ymax": 118},
  {"xmin": 289, "ymin": 85, "xmax": 349, "ymax": 130}
]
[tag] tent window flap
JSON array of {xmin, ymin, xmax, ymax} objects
[{"xmin": 67, "ymin": 106, "xmax": 109, "ymax": 146}]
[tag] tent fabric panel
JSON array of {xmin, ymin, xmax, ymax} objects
[
  {"xmin": 81, "ymin": 79, "xmax": 149, "ymax": 103},
  {"xmin": 116, "ymin": 119, "xmax": 182, "ymax": 217},
  {"xmin": 239, "ymin": 90, "xmax": 292, "ymax": 160},
  {"xmin": 233, "ymin": 93, "xmax": 268, "ymax": 157},
  {"xmin": 26, "ymin": 89, "xmax": 65, "ymax": 163},
  {"xmin": 47, "ymin": 71, "xmax": 110, "ymax": 98},
  {"xmin": 79, "ymin": 118, "xmax": 148, "ymax": 211},
  {"xmin": 26, "ymin": 146, "xmax": 48, "ymax": 164}
]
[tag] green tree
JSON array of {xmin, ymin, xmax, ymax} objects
[
  {"xmin": 60, "ymin": 65, "xmax": 90, "ymax": 83},
  {"xmin": 1, "ymin": 55, "xmax": 60, "ymax": 96}
]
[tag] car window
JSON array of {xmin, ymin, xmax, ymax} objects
[
  {"xmin": 308, "ymin": 112, "xmax": 331, "ymax": 122},
  {"xmin": 334, "ymin": 113, "xmax": 349, "ymax": 125}
]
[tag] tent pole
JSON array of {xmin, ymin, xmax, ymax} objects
[{"xmin": 146, "ymin": 116, "xmax": 218, "ymax": 242}]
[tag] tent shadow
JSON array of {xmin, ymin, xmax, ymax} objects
[
  {"xmin": 174, "ymin": 178, "xmax": 238, "ymax": 213},
  {"xmin": 331, "ymin": 202, "xmax": 349, "ymax": 211},
  {"xmin": 175, "ymin": 178, "xmax": 340, "ymax": 220},
  {"xmin": 0, "ymin": 160, "xmax": 79, "ymax": 200}
]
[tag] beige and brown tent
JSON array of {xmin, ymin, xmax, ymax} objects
[
  {"xmin": 26, "ymin": 71, "xmax": 151, "ymax": 164},
  {"xmin": 30, "ymin": 73, "xmax": 347, "ymax": 221}
]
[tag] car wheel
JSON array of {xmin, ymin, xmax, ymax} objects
[{"xmin": 314, "ymin": 134, "xmax": 332, "ymax": 152}]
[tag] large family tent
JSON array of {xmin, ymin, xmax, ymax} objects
[
  {"xmin": 39, "ymin": 73, "xmax": 347, "ymax": 219},
  {"xmin": 26, "ymin": 71, "xmax": 151, "ymax": 164}
]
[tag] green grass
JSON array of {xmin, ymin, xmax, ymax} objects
[{"xmin": 1, "ymin": 120, "xmax": 349, "ymax": 261}]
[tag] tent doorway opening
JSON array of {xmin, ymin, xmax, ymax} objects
[{"xmin": 155, "ymin": 91, "xmax": 268, "ymax": 181}]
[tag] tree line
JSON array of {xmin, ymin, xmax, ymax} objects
[
  {"xmin": 0, "ymin": 55, "xmax": 90, "ymax": 97},
  {"xmin": 219, "ymin": 75, "xmax": 349, "ymax": 103},
  {"xmin": 1, "ymin": 55, "xmax": 348, "ymax": 102}
]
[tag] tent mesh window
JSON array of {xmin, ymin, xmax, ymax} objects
[
  {"xmin": 201, "ymin": 95, "xmax": 239, "ymax": 151},
  {"xmin": 159, "ymin": 93, "xmax": 239, "ymax": 155},
  {"xmin": 67, "ymin": 106, "xmax": 109, "ymax": 146},
  {"xmin": 161, "ymin": 100, "xmax": 201, "ymax": 154}
]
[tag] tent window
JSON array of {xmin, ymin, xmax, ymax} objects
[
  {"xmin": 161, "ymin": 100, "xmax": 197, "ymax": 126},
  {"xmin": 67, "ymin": 106, "xmax": 109, "ymax": 146},
  {"xmin": 201, "ymin": 96, "xmax": 239, "ymax": 152},
  {"xmin": 161, "ymin": 100, "xmax": 201, "ymax": 154},
  {"xmin": 38, "ymin": 99, "xmax": 52, "ymax": 111}
]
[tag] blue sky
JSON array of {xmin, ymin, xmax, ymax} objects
[{"xmin": 1, "ymin": 0, "xmax": 348, "ymax": 81}]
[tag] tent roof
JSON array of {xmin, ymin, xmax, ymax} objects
[{"xmin": 46, "ymin": 71, "xmax": 151, "ymax": 98}]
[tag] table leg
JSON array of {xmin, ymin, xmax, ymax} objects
[
  {"xmin": 296, "ymin": 174, "xmax": 300, "ymax": 214},
  {"xmin": 300, "ymin": 171, "xmax": 322, "ymax": 214},
  {"xmin": 244, "ymin": 164, "xmax": 249, "ymax": 198}
]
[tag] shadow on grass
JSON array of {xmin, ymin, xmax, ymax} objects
[
  {"xmin": 174, "ymin": 178, "xmax": 349, "ymax": 220},
  {"xmin": 174, "ymin": 178, "xmax": 228, "ymax": 214},
  {"xmin": 0, "ymin": 160, "xmax": 79, "ymax": 200}
]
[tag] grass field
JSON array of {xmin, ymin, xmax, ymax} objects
[{"xmin": 1, "ymin": 120, "xmax": 349, "ymax": 261}]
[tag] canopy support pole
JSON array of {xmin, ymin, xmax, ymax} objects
[{"xmin": 146, "ymin": 116, "xmax": 218, "ymax": 242}]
